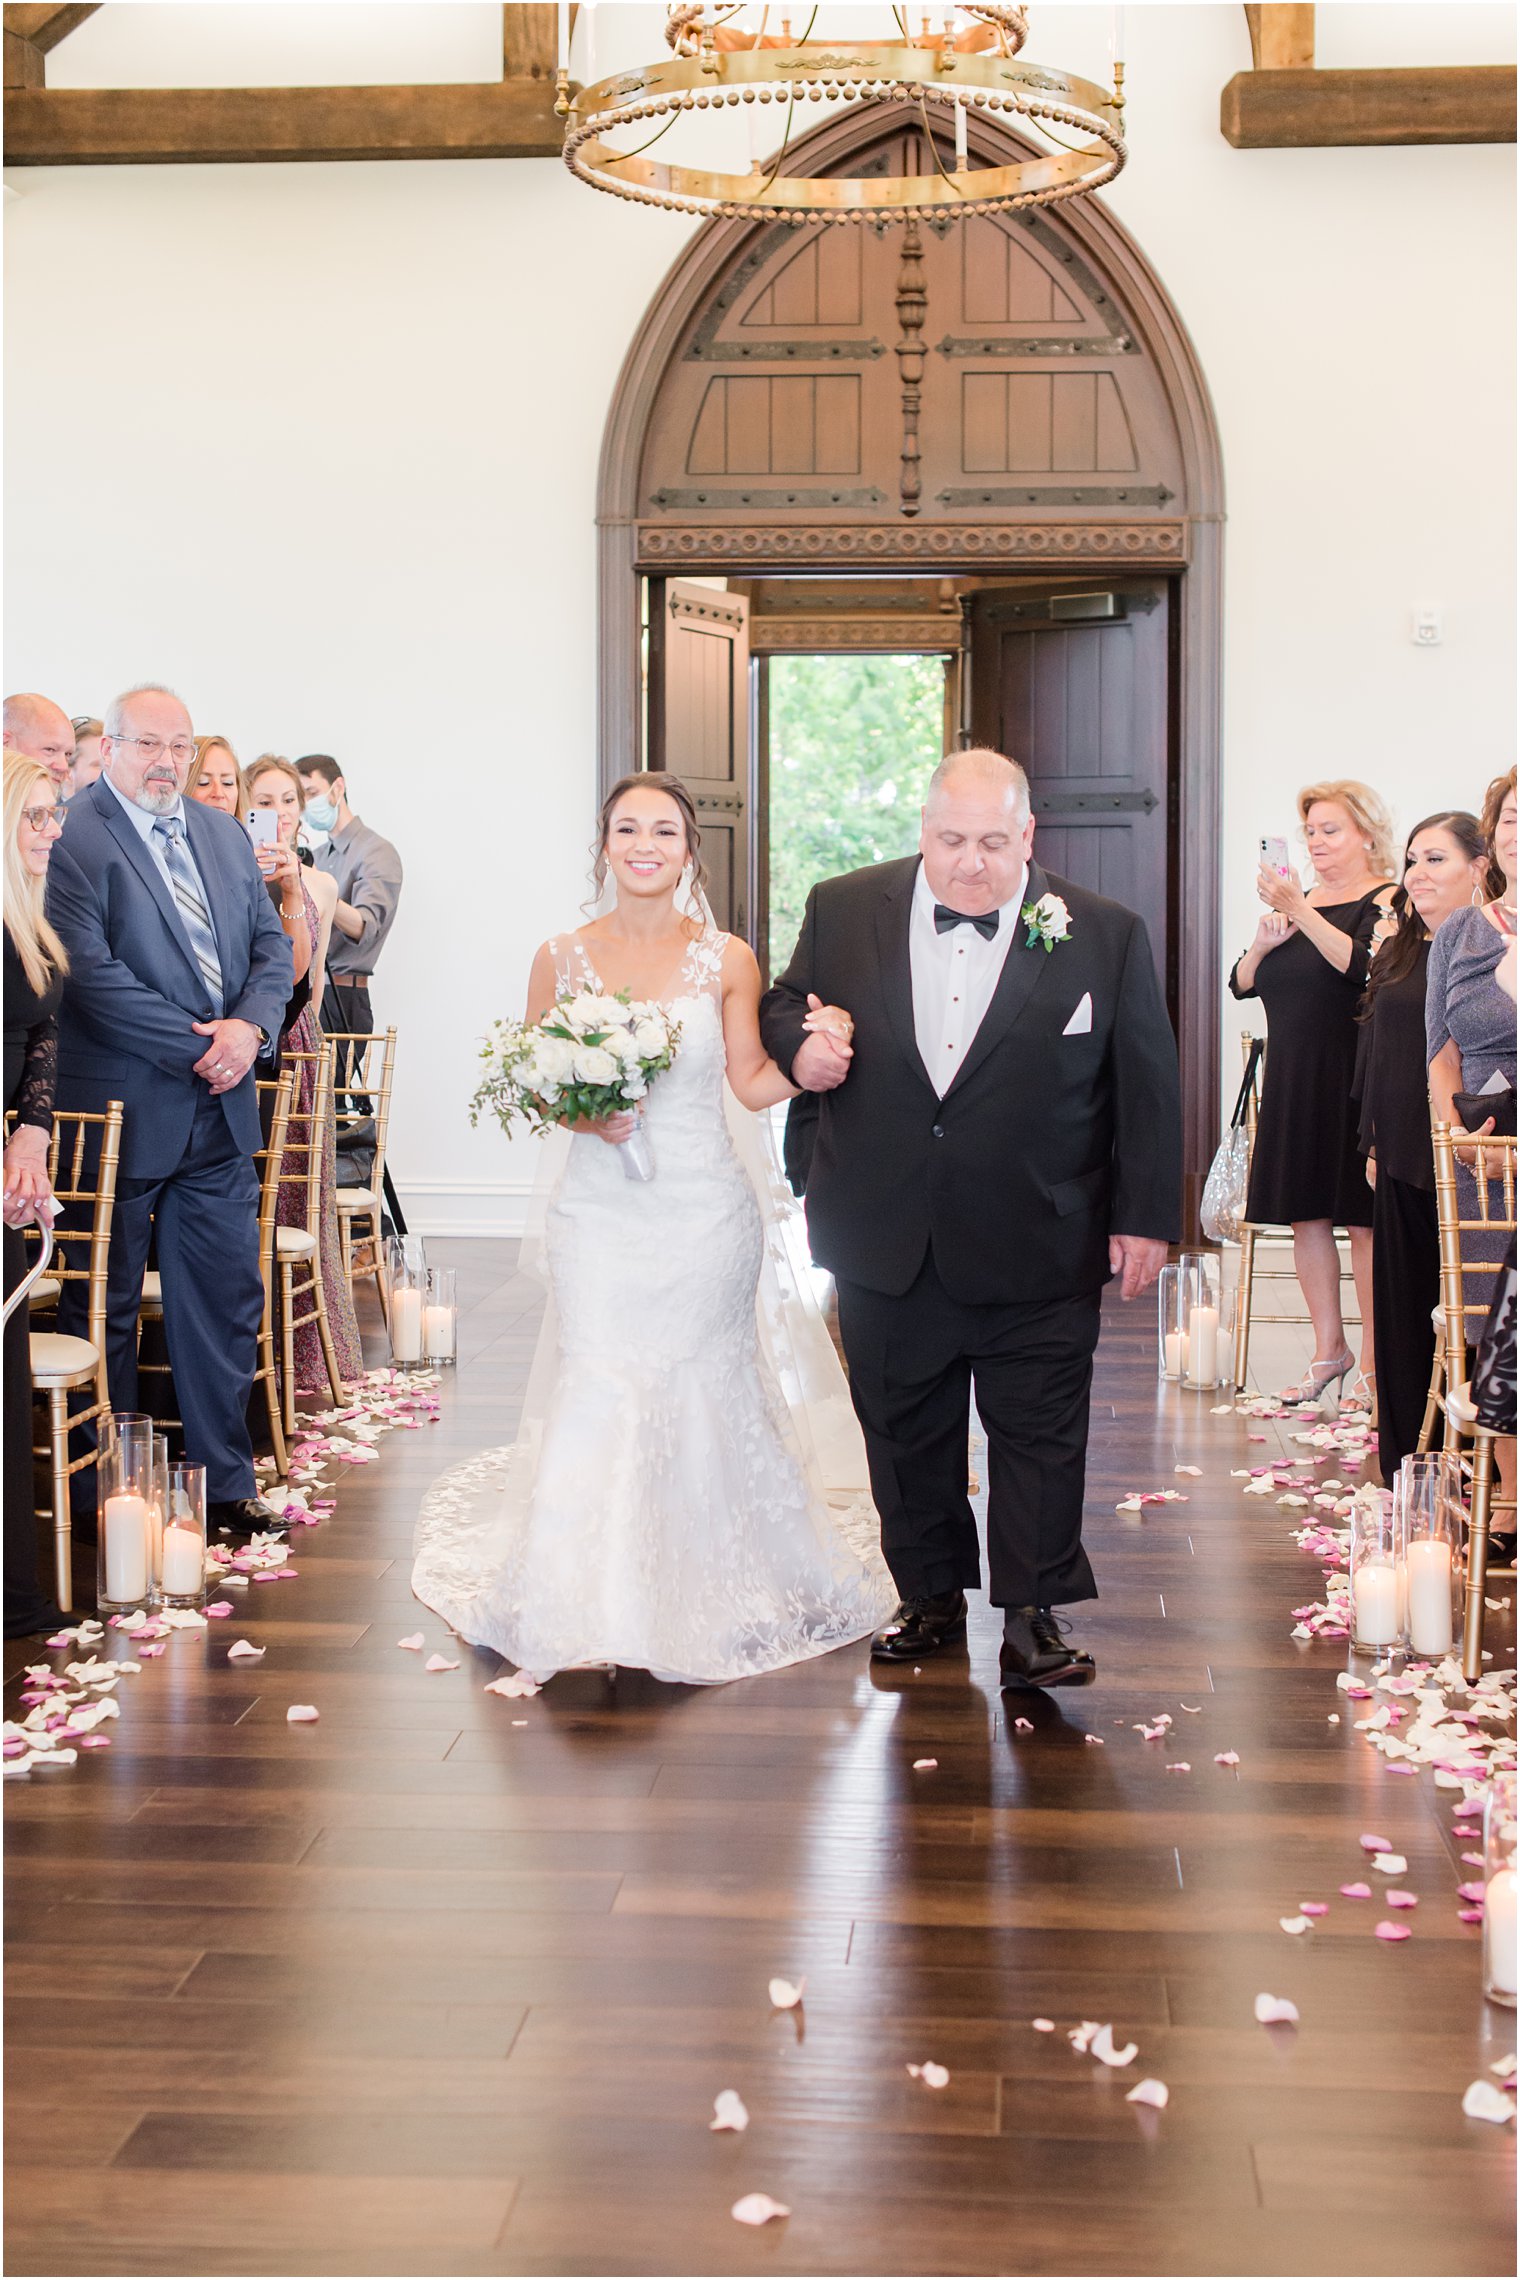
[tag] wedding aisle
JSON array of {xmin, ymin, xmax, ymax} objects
[{"xmin": 3, "ymin": 1247, "xmax": 1514, "ymax": 2280}]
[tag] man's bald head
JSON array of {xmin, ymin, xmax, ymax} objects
[
  {"xmin": 919, "ymin": 745, "xmax": 1035, "ymax": 918},
  {"xmin": 3, "ymin": 694, "xmax": 75, "ymax": 791},
  {"xmin": 924, "ymin": 747, "xmax": 1030, "ymax": 817}
]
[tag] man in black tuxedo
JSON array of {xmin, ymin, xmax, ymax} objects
[
  {"xmin": 759, "ymin": 749, "xmax": 1182, "ymax": 1688},
  {"xmin": 47, "ymin": 684, "xmax": 293, "ymax": 1540}
]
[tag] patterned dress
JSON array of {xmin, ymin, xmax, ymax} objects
[{"xmin": 277, "ymin": 881, "xmax": 363, "ymax": 1395}]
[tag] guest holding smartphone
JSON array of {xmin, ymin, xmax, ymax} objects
[
  {"xmin": 1230, "ymin": 780, "xmax": 1397, "ymax": 1408},
  {"xmin": 1356, "ymin": 812, "xmax": 1488, "ymax": 1482}
]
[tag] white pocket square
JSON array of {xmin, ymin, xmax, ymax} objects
[{"xmin": 1062, "ymin": 993, "xmax": 1093, "ymax": 1036}]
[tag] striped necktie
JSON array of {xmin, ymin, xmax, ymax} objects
[{"xmin": 152, "ymin": 815, "xmax": 224, "ymax": 1015}]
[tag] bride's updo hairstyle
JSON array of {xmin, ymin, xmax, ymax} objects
[{"xmin": 591, "ymin": 772, "xmax": 709, "ymax": 904}]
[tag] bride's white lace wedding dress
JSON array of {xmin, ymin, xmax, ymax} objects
[{"xmin": 412, "ymin": 926, "xmax": 896, "ymax": 1684}]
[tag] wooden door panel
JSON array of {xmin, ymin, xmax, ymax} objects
[
  {"xmin": 971, "ymin": 583, "xmax": 1171, "ymax": 999},
  {"xmin": 647, "ymin": 580, "xmax": 753, "ymax": 943}
]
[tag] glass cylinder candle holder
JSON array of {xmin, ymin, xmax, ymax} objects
[
  {"xmin": 1483, "ymin": 1772, "xmax": 1517, "ymax": 2009},
  {"xmin": 157, "ymin": 1464, "xmax": 208, "ymax": 1610},
  {"xmin": 424, "ymin": 1267, "xmax": 457, "ymax": 1368},
  {"xmin": 1396, "ymin": 1452, "xmax": 1462, "ymax": 1661},
  {"xmin": 97, "ymin": 1414, "xmax": 155, "ymax": 1614},
  {"xmin": 1157, "ymin": 1263, "xmax": 1184, "ymax": 1382},
  {"xmin": 385, "ymin": 1241, "xmax": 425, "ymax": 1369},
  {"xmin": 1349, "ymin": 1483, "xmax": 1404, "ymax": 1655},
  {"xmin": 1179, "ymin": 1252, "xmax": 1231, "ymax": 1389}
]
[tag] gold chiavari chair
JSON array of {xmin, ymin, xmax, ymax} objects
[
  {"xmin": 136, "ymin": 1070, "xmax": 294, "ymax": 1485},
  {"xmin": 1230, "ymin": 1030, "xmax": 1364, "ymax": 1394},
  {"xmin": 328, "ymin": 1026, "xmax": 397, "ymax": 1323},
  {"xmin": 1431, "ymin": 1119, "xmax": 1517, "ymax": 1683},
  {"xmin": 19, "ymin": 1102, "xmax": 124, "ymax": 1611},
  {"xmin": 275, "ymin": 1040, "xmax": 348, "ymax": 1434}
]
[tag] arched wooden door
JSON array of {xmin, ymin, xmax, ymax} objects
[{"xmin": 601, "ymin": 106, "xmax": 1225, "ymax": 1229}]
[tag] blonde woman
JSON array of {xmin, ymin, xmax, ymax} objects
[
  {"xmin": 3, "ymin": 753, "xmax": 69, "ymax": 1634},
  {"xmin": 1230, "ymin": 779, "xmax": 1397, "ymax": 1408},
  {"xmin": 187, "ymin": 734, "xmax": 247, "ymax": 820}
]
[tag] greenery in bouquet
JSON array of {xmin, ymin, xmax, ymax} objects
[{"xmin": 470, "ymin": 989, "xmax": 682, "ymax": 1139}]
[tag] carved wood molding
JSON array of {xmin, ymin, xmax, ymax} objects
[
  {"xmin": 639, "ymin": 521, "xmax": 1189, "ymax": 569},
  {"xmin": 751, "ymin": 616, "xmax": 960, "ymax": 652},
  {"xmin": 894, "ymin": 221, "xmax": 927, "ymax": 520}
]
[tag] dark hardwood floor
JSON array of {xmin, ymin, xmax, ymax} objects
[{"xmin": 5, "ymin": 1241, "xmax": 1514, "ymax": 2278}]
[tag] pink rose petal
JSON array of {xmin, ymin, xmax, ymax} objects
[
  {"xmin": 78, "ymin": 1734, "xmax": 111, "ymax": 1749},
  {"xmin": 1340, "ymin": 1882, "xmax": 1372, "ymax": 1899},
  {"xmin": 731, "ymin": 2195, "xmax": 790, "ymax": 2227},
  {"xmin": 484, "ymin": 1672, "xmax": 540, "ymax": 1699},
  {"xmin": 1299, "ymin": 1902, "xmax": 1329, "ymax": 1916},
  {"xmin": 1384, "ymin": 1891, "xmax": 1419, "ymax": 1909},
  {"xmin": 1359, "ymin": 1834, "xmax": 1393, "ymax": 1852},
  {"xmin": 1012, "ymin": 1717, "xmax": 1034, "ymax": 1733},
  {"xmin": 1459, "ymin": 1907, "xmax": 1485, "ymax": 1923},
  {"xmin": 1214, "ymin": 1751, "xmax": 1241, "ymax": 1767},
  {"xmin": 203, "ymin": 1602, "xmax": 234, "ymax": 1619},
  {"xmin": 424, "ymin": 1654, "xmax": 460, "ymax": 1673},
  {"xmin": 397, "ymin": 1633, "xmax": 424, "ymax": 1651},
  {"xmin": 1374, "ymin": 1921, "xmax": 1411, "ymax": 1941},
  {"xmin": 136, "ymin": 1643, "xmax": 166, "ymax": 1658}
]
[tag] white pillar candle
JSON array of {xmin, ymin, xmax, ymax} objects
[
  {"xmin": 423, "ymin": 1304, "xmax": 455, "ymax": 1361},
  {"xmin": 390, "ymin": 1285, "xmax": 422, "ymax": 1363},
  {"xmin": 1485, "ymin": 1867, "xmax": 1518, "ymax": 1999},
  {"xmin": 1353, "ymin": 1561, "xmax": 1401, "ymax": 1647},
  {"xmin": 1163, "ymin": 1331, "xmax": 1183, "ymax": 1380},
  {"xmin": 1186, "ymin": 1304, "xmax": 1218, "ymax": 1386},
  {"xmin": 103, "ymin": 1493, "xmax": 149, "ymax": 1604},
  {"xmin": 1405, "ymin": 1537, "xmax": 1454, "ymax": 1656},
  {"xmin": 159, "ymin": 1521, "xmax": 203, "ymax": 1598}
]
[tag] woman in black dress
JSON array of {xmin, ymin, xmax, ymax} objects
[
  {"xmin": 1355, "ymin": 812, "xmax": 1488, "ymax": 1483},
  {"xmin": 3, "ymin": 752, "xmax": 69, "ymax": 1636},
  {"xmin": 1230, "ymin": 779, "xmax": 1396, "ymax": 1407}
]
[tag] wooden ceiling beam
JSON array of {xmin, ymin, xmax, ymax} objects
[
  {"xmin": 1222, "ymin": 63, "xmax": 1517, "ymax": 148},
  {"xmin": 2, "ymin": 76, "xmax": 565, "ymax": 162},
  {"xmin": 4, "ymin": 3, "xmax": 100, "ymax": 52},
  {"xmin": 1244, "ymin": 5, "xmax": 1315, "ymax": 71}
]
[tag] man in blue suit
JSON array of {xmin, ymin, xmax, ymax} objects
[{"xmin": 47, "ymin": 684, "xmax": 293, "ymax": 1538}]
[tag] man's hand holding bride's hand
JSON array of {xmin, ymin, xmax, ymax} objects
[{"xmin": 793, "ymin": 995, "xmax": 854, "ymax": 1093}]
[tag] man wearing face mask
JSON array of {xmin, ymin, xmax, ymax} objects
[
  {"xmin": 46, "ymin": 683, "xmax": 292, "ymax": 1541},
  {"xmin": 297, "ymin": 753, "xmax": 406, "ymax": 1235}
]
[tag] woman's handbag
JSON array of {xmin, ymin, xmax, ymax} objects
[
  {"xmin": 1454, "ymin": 1085, "xmax": 1518, "ymax": 1139},
  {"xmin": 1200, "ymin": 1037, "xmax": 1264, "ymax": 1244}
]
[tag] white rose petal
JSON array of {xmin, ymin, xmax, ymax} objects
[
  {"xmin": 710, "ymin": 2090, "xmax": 749, "ymax": 2132},
  {"xmin": 731, "ymin": 2194, "xmax": 790, "ymax": 2227},
  {"xmin": 768, "ymin": 1976, "xmax": 805, "ymax": 2009}
]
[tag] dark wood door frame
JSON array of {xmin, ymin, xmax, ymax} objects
[{"xmin": 597, "ymin": 106, "xmax": 1225, "ymax": 1233}]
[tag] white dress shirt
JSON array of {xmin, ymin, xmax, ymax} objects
[
  {"xmin": 100, "ymin": 767, "xmax": 216, "ymax": 916},
  {"xmin": 910, "ymin": 858, "xmax": 1028, "ymax": 1099}
]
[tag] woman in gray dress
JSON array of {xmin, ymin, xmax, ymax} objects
[{"xmin": 1428, "ymin": 766, "xmax": 1517, "ymax": 1512}]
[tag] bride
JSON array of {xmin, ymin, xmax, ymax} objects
[{"xmin": 412, "ymin": 773, "xmax": 896, "ymax": 1685}]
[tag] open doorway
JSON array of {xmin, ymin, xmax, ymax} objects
[{"xmin": 763, "ymin": 652, "xmax": 946, "ymax": 979}]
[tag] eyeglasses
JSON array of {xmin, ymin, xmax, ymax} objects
[
  {"xmin": 21, "ymin": 803, "xmax": 68, "ymax": 832},
  {"xmin": 111, "ymin": 734, "xmax": 197, "ymax": 766}
]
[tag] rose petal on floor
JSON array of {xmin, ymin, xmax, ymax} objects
[
  {"xmin": 1127, "ymin": 2078, "xmax": 1169, "ymax": 2108},
  {"xmin": 1011, "ymin": 1717, "xmax": 1034, "ymax": 1733},
  {"xmin": 1462, "ymin": 2079, "xmax": 1517, "ymax": 2124},
  {"xmin": 907, "ymin": 2061, "xmax": 950, "ymax": 2088},
  {"xmin": 1032, "ymin": 2019, "xmax": 1055, "ymax": 2032},
  {"xmin": 285, "ymin": 1704, "xmax": 319, "ymax": 1723},
  {"xmin": 226, "ymin": 1642, "xmax": 265, "ymax": 1662},
  {"xmin": 1165, "ymin": 1762, "xmax": 1191, "ymax": 1773},
  {"xmin": 1385, "ymin": 1891, "xmax": 1419, "ymax": 1909},
  {"xmin": 1340, "ymin": 1882, "xmax": 1372, "ymax": 1898},
  {"xmin": 1372, "ymin": 1853, "xmax": 1407, "ymax": 1876},
  {"xmin": 1090, "ymin": 2024, "xmax": 1138, "ymax": 2068},
  {"xmin": 912, "ymin": 1758, "xmax": 938, "ymax": 1770},
  {"xmin": 424, "ymin": 1654, "xmax": 460, "ymax": 1673},
  {"xmin": 1280, "ymin": 1916, "xmax": 1313, "ymax": 1935},
  {"xmin": 397, "ymin": 1633, "xmax": 425, "ymax": 1651},
  {"xmin": 485, "ymin": 1673, "xmax": 541, "ymax": 1698},
  {"xmin": 1359, "ymin": 1833, "xmax": 1393, "ymax": 1851},
  {"xmin": 1298, "ymin": 1901, "xmax": 1329, "ymax": 1916},
  {"xmin": 768, "ymin": 1977, "xmax": 805, "ymax": 2010},
  {"xmin": 203, "ymin": 1602, "xmax": 234, "ymax": 1619},
  {"xmin": 1254, "ymin": 1994, "xmax": 1300, "ymax": 2025},
  {"xmin": 1214, "ymin": 1751, "xmax": 1240, "ymax": 1766},
  {"xmin": 1375, "ymin": 1921, "xmax": 1412, "ymax": 1941},
  {"xmin": 710, "ymin": 2090, "xmax": 749, "ymax": 2132},
  {"xmin": 731, "ymin": 2195, "xmax": 790, "ymax": 2227}
]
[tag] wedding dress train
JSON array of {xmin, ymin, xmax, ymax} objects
[{"xmin": 412, "ymin": 927, "xmax": 896, "ymax": 1684}]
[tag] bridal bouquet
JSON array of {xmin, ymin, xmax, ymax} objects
[{"xmin": 470, "ymin": 990, "xmax": 682, "ymax": 1182}]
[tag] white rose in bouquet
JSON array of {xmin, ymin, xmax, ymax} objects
[
  {"xmin": 574, "ymin": 1044, "xmax": 619, "ymax": 1087},
  {"xmin": 632, "ymin": 1017, "xmax": 670, "ymax": 1059},
  {"xmin": 605, "ymin": 1025, "xmax": 644, "ymax": 1065},
  {"xmin": 531, "ymin": 1035, "xmax": 577, "ymax": 1089}
]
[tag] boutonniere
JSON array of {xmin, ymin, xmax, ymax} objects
[{"xmin": 1022, "ymin": 892, "xmax": 1072, "ymax": 953}]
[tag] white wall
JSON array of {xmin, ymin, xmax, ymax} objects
[{"xmin": 7, "ymin": 3, "xmax": 1514, "ymax": 1226}]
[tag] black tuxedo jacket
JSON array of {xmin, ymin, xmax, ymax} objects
[{"xmin": 758, "ymin": 857, "xmax": 1182, "ymax": 1304}]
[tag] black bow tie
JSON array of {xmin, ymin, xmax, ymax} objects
[{"xmin": 934, "ymin": 904, "xmax": 999, "ymax": 942}]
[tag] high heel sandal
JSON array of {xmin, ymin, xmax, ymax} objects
[
  {"xmin": 1280, "ymin": 1349, "xmax": 1356, "ymax": 1408},
  {"xmin": 1340, "ymin": 1371, "xmax": 1376, "ymax": 1415}
]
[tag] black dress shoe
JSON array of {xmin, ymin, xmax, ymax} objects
[
  {"xmin": 870, "ymin": 1591, "xmax": 967, "ymax": 1662},
  {"xmin": 208, "ymin": 1498, "xmax": 281, "ymax": 1544},
  {"xmin": 1000, "ymin": 1606, "xmax": 1096, "ymax": 1689}
]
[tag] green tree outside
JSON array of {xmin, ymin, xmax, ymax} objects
[{"xmin": 767, "ymin": 652, "xmax": 946, "ymax": 970}]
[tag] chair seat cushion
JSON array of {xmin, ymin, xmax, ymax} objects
[
  {"xmin": 277, "ymin": 1226, "xmax": 318, "ymax": 1259},
  {"xmin": 30, "ymin": 1331, "xmax": 100, "ymax": 1386},
  {"xmin": 141, "ymin": 1270, "xmax": 162, "ymax": 1309},
  {"xmin": 28, "ymin": 1276, "xmax": 60, "ymax": 1307},
  {"xmin": 336, "ymin": 1187, "xmax": 377, "ymax": 1212}
]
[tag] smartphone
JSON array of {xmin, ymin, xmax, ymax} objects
[
  {"xmin": 246, "ymin": 810, "xmax": 278, "ymax": 849},
  {"xmin": 1259, "ymin": 835, "xmax": 1291, "ymax": 879}
]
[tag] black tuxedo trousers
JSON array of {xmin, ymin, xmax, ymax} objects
[{"xmin": 758, "ymin": 856, "xmax": 1182, "ymax": 1613}]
